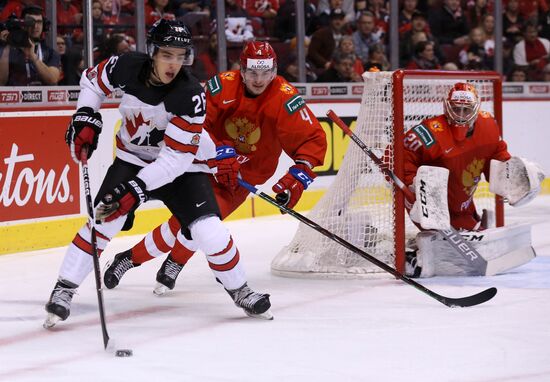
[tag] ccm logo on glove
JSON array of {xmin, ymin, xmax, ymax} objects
[{"xmin": 272, "ymin": 163, "xmax": 316, "ymax": 209}]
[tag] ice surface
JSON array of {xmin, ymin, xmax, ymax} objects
[{"xmin": 1, "ymin": 197, "xmax": 549, "ymax": 382}]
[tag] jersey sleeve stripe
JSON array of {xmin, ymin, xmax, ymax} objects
[
  {"xmin": 179, "ymin": 114, "xmax": 206, "ymax": 125},
  {"xmin": 164, "ymin": 136, "xmax": 199, "ymax": 154},
  {"xmin": 208, "ymin": 237, "xmax": 234, "ymax": 257},
  {"xmin": 96, "ymin": 59, "xmax": 112, "ymax": 96},
  {"xmin": 170, "ymin": 116, "xmax": 203, "ymax": 134}
]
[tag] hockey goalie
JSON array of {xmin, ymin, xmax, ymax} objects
[{"xmin": 403, "ymin": 82, "xmax": 546, "ymax": 278}]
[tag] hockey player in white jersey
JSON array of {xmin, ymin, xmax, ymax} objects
[{"xmin": 44, "ymin": 20, "xmax": 272, "ymax": 328}]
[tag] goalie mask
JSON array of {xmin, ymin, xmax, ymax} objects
[
  {"xmin": 240, "ymin": 41, "xmax": 277, "ymax": 95},
  {"xmin": 444, "ymin": 83, "xmax": 481, "ymax": 141},
  {"xmin": 147, "ymin": 19, "xmax": 194, "ymax": 66}
]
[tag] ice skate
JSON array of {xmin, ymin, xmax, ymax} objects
[
  {"xmin": 153, "ymin": 254, "xmax": 184, "ymax": 296},
  {"xmin": 103, "ymin": 250, "xmax": 140, "ymax": 289},
  {"xmin": 226, "ymin": 283, "xmax": 273, "ymax": 320},
  {"xmin": 43, "ymin": 280, "xmax": 77, "ymax": 329}
]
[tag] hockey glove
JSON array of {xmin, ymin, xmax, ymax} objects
[
  {"xmin": 96, "ymin": 177, "xmax": 148, "ymax": 223},
  {"xmin": 65, "ymin": 107, "xmax": 103, "ymax": 163},
  {"xmin": 272, "ymin": 163, "xmax": 316, "ymax": 209},
  {"xmin": 214, "ymin": 145, "xmax": 241, "ymax": 191}
]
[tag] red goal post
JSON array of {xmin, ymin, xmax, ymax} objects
[{"xmin": 272, "ymin": 70, "xmax": 504, "ymax": 278}]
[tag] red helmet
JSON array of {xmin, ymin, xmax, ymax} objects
[
  {"xmin": 444, "ymin": 82, "xmax": 481, "ymax": 141},
  {"xmin": 240, "ymin": 41, "xmax": 277, "ymax": 71}
]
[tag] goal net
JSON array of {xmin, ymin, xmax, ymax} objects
[{"xmin": 272, "ymin": 70, "xmax": 504, "ymax": 278}]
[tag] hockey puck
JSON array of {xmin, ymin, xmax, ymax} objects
[{"xmin": 115, "ymin": 349, "xmax": 133, "ymax": 357}]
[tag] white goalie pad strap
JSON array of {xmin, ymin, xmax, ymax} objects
[
  {"xmin": 409, "ymin": 166, "xmax": 451, "ymax": 230},
  {"xmin": 416, "ymin": 224, "xmax": 535, "ymax": 277},
  {"xmin": 489, "ymin": 157, "xmax": 546, "ymax": 207}
]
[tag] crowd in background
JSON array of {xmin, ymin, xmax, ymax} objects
[{"xmin": 1, "ymin": 0, "xmax": 550, "ymax": 85}]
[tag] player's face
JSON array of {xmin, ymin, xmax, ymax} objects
[
  {"xmin": 242, "ymin": 68, "xmax": 275, "ymax": 95},
  {"xmin": 153, "ymin": 47, "xmax": 187, "ymax": 84}
]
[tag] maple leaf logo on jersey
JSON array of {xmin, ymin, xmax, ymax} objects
[
  {"xmin": 124, "ymin": 112, "xmax": 163, "ymax": 147},
  {"xmin": 462, "ymin": 158, "xmax": 485, "ymax": 196},
  {"xmin": 224, "ymin": 116, "xmax": 261, "ymax": 153}
]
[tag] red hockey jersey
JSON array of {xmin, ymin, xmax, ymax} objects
[
  {"xmin": 205, "ymin": 71, "xmax": 327, "ymax": 185},
  {"xmin": 403, "ymin": 112, "xmax": 511, "ymax": 230}
]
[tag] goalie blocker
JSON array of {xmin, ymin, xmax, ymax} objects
[{"xmin": 412, "ymin": 224, "xmax": 536, "ymax": 277}]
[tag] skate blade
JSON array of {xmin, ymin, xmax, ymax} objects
[
  {"xmin": 153, "ymin": 283, "xmax": 168, "ymax": 296},
  {"xmin": 245, "ymin": 308, "xmax": 274, "ymax": 320},
  {"xmin": 43, "ymin": 313, "xmax": 61, "ymax": 329}
]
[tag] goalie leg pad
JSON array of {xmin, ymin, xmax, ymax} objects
[{"xmin": 415, "ymin": 224, "xmax": 536, "ymax": 277}]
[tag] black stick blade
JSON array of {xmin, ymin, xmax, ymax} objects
[{"xmin": 440, "ymin": 287, "xmax": 497, "ymax": 308}]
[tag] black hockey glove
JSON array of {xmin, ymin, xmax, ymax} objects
[
  {"xmin": 65, "ymin": 107, "xmax": 103, "ymax": 163},
  {"xmin": 96, "ymin": 177, "xmax": 148, "ymax": 223}
]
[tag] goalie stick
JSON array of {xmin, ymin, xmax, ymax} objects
[
  {"xmin": 81, "ymin": 147, "xmax": 110, "ymax": 350},
  {"xmin": 326, "ymin": 110, "xmax": 489, "ymax": 275},
  {"xmin": 238, "ymin": 179, "xmax": 496, "ymax": 308}
]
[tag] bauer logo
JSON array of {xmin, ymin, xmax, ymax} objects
[
  {"xmin": 0, "ymin": 116, "xmax": 80, "ymax": 222},
  {"xmin": 0, "ymin": 91, "xmax": 20, "ymax": 103},
  {"xmin": 21, "ymin": 90, "xmax": 42, "ymax": 103},
  {"xmin": 48, "ymin": 90, "xmax": 68, "ymax": 102},
  {"xmin": 284, "ymin": 95, "xmax": 306, "ymax": 115}
]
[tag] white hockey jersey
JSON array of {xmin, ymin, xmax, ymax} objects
[{"xmin": 77, "ymin": 52, "xmax": 216, "ymax": 190}]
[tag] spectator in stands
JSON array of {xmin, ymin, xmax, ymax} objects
[
  {"xmin": 0, "ymin": 5, "xmax": 60, "ymax": 86},
  {"xmin": 367, "ymin": 0, "xmax": 389, "ymax": 37},
  {"xmin": 317, "ymin": 51, "xmax": 362, "ymax": 82},
  {"xmin": 543, "ymin": 63, "xmax": 550, "ymax": 81},
  {"xmin": 275, "ymin": 0, "xmax": 316, "ymax": 40},
  {"xmin": 56, "ymin": 35, "xmax": 82, "ymax": 85},
  {"xmin": 242, "ymin": 0, "xmax": 279, "ymax": 36},
  {"xmin": 57, "ymin": 0, "xmax": 82, "ymax": 43},
  {"xmin": 538, "ymin": 10, "xmax": 550, "ymax": 40},
  {"xmin": 145, "ymin": 0, "xmax": 176, "ymax": 26},
  {"xmin": 280, "ymin": 53, "xmax": 318, "ymax": 82},
  {"xmin": 513, "ymin": 21, "xmax": 550, "ymax": 80},
  {"xmin": 352, "ymin": 11, "xmax": 381, "ymax": 66},
  {"xmin": 364, "ymin": 42, "xmax": 390, "ymax": 71},
  {"xmin": 517, "ymin": 0, "xmax": 548, "ymax": 20},
  {"xmin": 173, "ymin": 0, "xmax": 210, "ymax": 17},
  {"xmin": 427, "ymin": 0, "xmax": 469, "ymax": 47},
  {"xmin": 399, "ymin": 0, "xmax": 420, "ymax": 35},
  {"xmin": 504, "ymin": 0, "xmax": 525, "ymax": 45},
  {"xmin": 101, "ymin": 0, "xmax": 120, "ymax": 25},
  {"xmin": 336, "ymin": 35, "xmax": 364, "ymax": 75},
  {"xmin": 307, "ymin": 8, "xmax": 347, "ymax": 72},
  {"xmin": 0, "ymin": 0, "xmax": 42, "ymax": 20},
  {"xmin": 459, "ymin": 27, "xmax": 493, "ymax": 70},
  {"xmin": 481, "ymin": 13, "xmax": 495, "ymax": 38},
  {"xmin": 442, "ymin": 61, "xmax": 459, "ymax": 70},
  {"xmin": 508, "ymin": 66, "xmax": 528, "ymax": 81},
  {"xmin": 96, "ymin": 33, "xmax": 131, "ymax": 62},
  {"xmin": 316, "ymin": 0, "xmax": 355, "ymax": 26},
  {"xmin": 406, "ymin": 40, "xmax": 441, "ymax": 69},
  {"xmin": 194, "ymin": 32, "xmax": 218, "ymax": 81},
  {"xmin": 399, "ymin": 10, "xmax": 442, "ymax": 67},
  {"xmin": 465, "ymin": 0, "xmax": 490, "ymax": 28},
  {"xmin": 92, "ymin": 0, "xmax": 107, "ymax": 46}
]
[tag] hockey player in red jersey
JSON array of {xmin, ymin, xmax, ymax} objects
[
  {"xmin": 44, "ymin": 21, "xmax": 273, "ymax": 328},
  {"xmin": 403, "ymin": 82, "xmax": 545, "ymax": 277},
  {"xmin": 103, "ymin": 41, "xmax": 327, "ymax": 294}
]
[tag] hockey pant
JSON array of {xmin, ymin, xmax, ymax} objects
[
  {"xmin": 130, "ymin": 178, "xmax": 250, "ymax": 266},
  {"xmin": 58, "ymin": 158, "xmax": 247, "ymax": 290}
]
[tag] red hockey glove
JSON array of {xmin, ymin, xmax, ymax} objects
[
  {"xmin": 272, "ymin": 163, "xmax": 316, "ymax": 209},
  {"xmin": 65, "ymin": 107, "xmax": 103, "ymax": 163},
  {"xmin": 96, "ymin": 177, "xmax": 148, "ymax": 223},
  {"xmin": 214, "ymin": 145, "xmax": 240, "ymax": 191}
]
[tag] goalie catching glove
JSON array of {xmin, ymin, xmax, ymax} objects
[
  {"xmin": 214, "ymin": 145, "xmax": 240, "ymax": 191},
  {"xmin": 489, "ymin": 157, "xmax": 546, "ymax": 207},
  {"xmin": 272, "ymin": 162, "xmax": 316, "ymax": 209},
  {"xmin": 65, "ymin": 107, "xmax": 103, "ymax": 163},
  {"xmin": 96, "ymin": 177, "xmax": 149, "ymax": 223}
]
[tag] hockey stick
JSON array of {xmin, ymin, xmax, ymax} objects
[
  {"xmin": 326, "ymin": 110, "xmax": 489, "ymax": 275},
  {"xmin": 81, "ymin": 147, "xmax": 110, "ymax": 349},
  {"xmin": 238, "ymin": 179, "xmax": 496, "ymax": 308}
]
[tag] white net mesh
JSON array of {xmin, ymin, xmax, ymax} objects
[{"xmin": 272, "ymin": 71, "xmax": 501, "ymax": 279}]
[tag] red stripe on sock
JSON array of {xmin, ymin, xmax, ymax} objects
[{"xmin": 208, "ymin": 250, "xmax": 240, "ymax": 272}]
